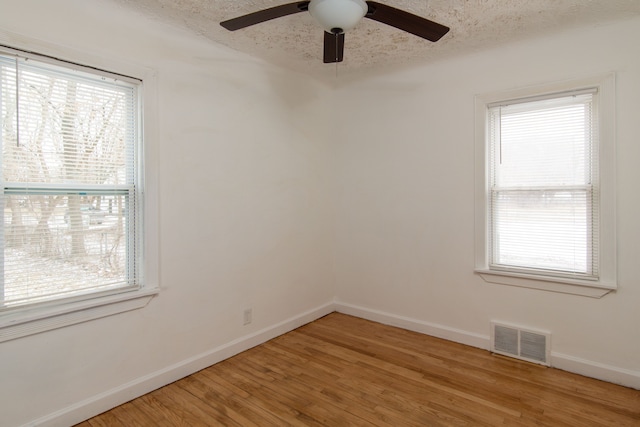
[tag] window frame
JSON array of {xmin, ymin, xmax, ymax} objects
[
  {"xmin": 0, "ymin": 41, "xmax": 158, "ymax": 342},
  {"xmin": 474, "ymin": 75, "xmax": 616, "ymax": 298}
]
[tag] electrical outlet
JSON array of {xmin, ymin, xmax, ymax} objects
[{"xmin": 243, "ymin": 308, "xmax": 252, "ymax": 325}]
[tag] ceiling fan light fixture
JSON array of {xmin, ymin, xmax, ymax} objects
[{"xmin": 308, "ymin": 0, "xmax": 368, "ymax": 33}]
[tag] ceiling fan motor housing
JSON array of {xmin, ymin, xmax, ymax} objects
[{"xmin": 308, "ymin": 0, "xmax": 368, "ymax": 33}]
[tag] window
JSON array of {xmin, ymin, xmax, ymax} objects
[
  {"xmin": 475, "ymin": 76, "xmax": 616, "ymax": 297},
  {"xmin": 0, "ymin": 46, "xmax": 156, "ymax": 341},
  {"xmin": 489, "ymin": 90, "xmax": 597, "ymax": 277}
]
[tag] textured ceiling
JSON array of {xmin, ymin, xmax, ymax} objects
[{"xmin": 108, "ymin": 0, "xmax": 640, "ymax": 81}]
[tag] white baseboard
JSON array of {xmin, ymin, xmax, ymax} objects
[
  {"xmin": 334, "ymin": 301, "xmax": 490, "ymax": 350},
  {"xmin": 551, "ymin": 352, "xmax": 640, "ymax": 390},
  {"xmin": 27, "ymin": 301, "xmax": 336, "ymax": 427},
  {"xmin": 334, "ymin": 301, "xmax": 640, "ymax": 390}
]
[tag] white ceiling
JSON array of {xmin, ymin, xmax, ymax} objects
[{"xmin": 109, "ymin": 0, "xmax": 640, "ymax": 81}]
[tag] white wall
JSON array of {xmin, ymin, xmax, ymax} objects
[
  {"xmin": 333, "ymin": 17, "xmax": 640, "ymax": 382},
  {"xmin": 0, "ymin": 1, "xmax": 335, "ymax": 426}
]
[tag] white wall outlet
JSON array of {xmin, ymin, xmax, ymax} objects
[{"xmin": 243, "ymin": 308, "xmax": 252, "ymax": 325}]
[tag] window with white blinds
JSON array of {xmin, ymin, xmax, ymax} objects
[
  {"xmin": 487, "ymin": 90, "xmax": 598, "ymax": 280},
  {"xmin": 0, "ymin": 50, "xmax": 142, "ymax": 310}
]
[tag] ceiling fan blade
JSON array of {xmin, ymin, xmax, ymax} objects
[
  {"xmin": 365, "ymin": 1, "xmax": 449, "ymax": 42},
  {"xmin": 221, "ymin": 1, "xmax": 310, "ymax": 31},
  {"xmin": 323, "ymin": 31, "xmax": 345, "ymax": 63}
]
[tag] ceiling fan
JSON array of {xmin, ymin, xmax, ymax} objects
[{"xmin": 220, "ymin": 0, "xmax": 449, "ymax": 63}]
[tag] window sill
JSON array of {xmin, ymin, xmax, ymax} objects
[
  {"xmin": 475, "ymin": 269, "xmax": 615, "ymax": 298},
  {"xmin": 0, "ymin": 288, "xmax": 158, "ymax": 343}
]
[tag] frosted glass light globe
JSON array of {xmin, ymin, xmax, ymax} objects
[{"xmin": 308, "ymin": 0, "xmax": 368, "ymax": 33}]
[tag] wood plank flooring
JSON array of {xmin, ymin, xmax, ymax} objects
[{"xmin": 77, "ymin": 313, "xmax": 640, "ymax": 426}]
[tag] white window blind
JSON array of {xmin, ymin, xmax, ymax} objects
[
  {"xmin": 488, "ymin": 90, "xmax": 598, "ymax": 279},
  {"xmin": 0, "ymin": 51, "xmax": 141, "ymax": 309}
]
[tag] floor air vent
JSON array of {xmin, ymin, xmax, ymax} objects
[{"xmin": 491, "ymin": 322, "xmax": 550, "ymax": 366}]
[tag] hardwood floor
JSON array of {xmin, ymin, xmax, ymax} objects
[{"xmin": 77, "ymin": 313, "xmax": 640, "ymax": 426}]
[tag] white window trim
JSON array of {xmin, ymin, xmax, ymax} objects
[
  {"xmin": 474, "ymin": 74, "xmax": 616, "ymax": 298},
  {"xmin": 0, "ymin": 33, "xmax": 159, "ymax": 342}
]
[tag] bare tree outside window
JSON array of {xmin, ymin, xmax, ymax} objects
[{"xmin": 0, "ymin": 55, "xmax": 139, "ymax": 307}]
